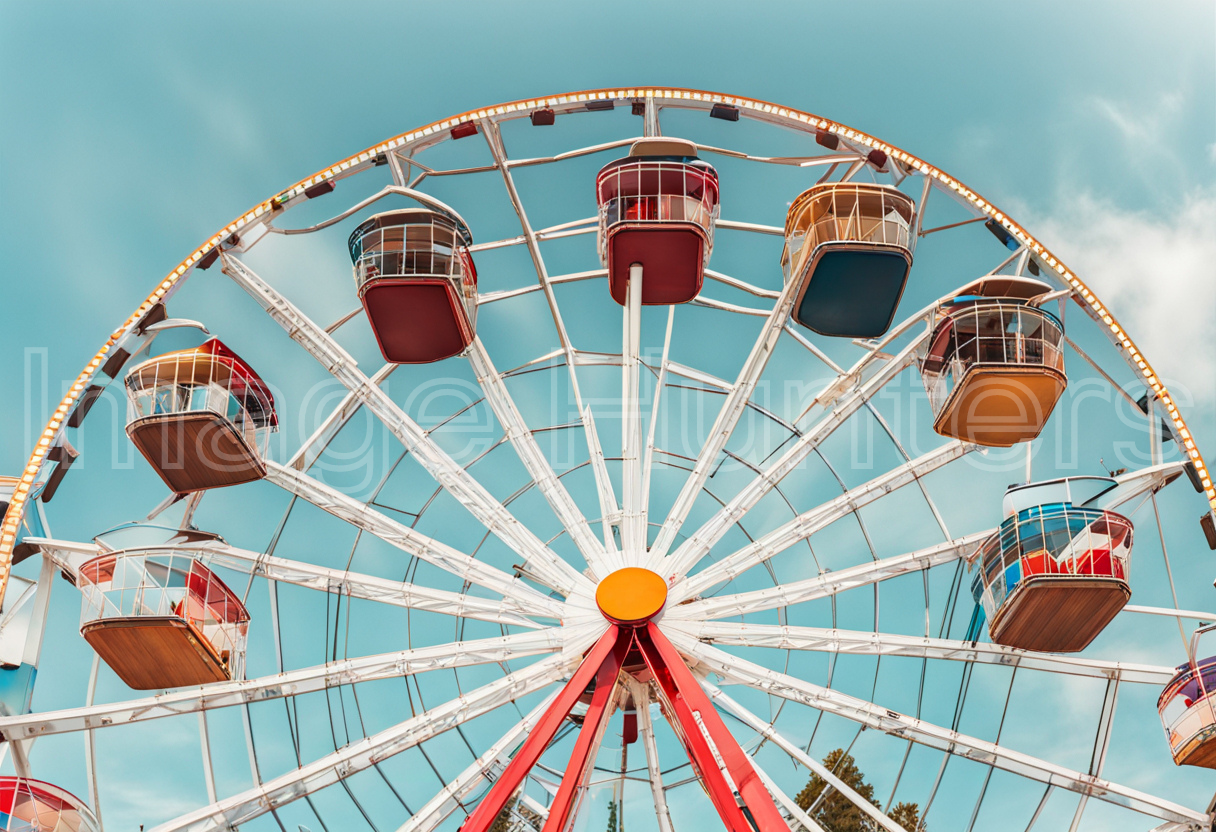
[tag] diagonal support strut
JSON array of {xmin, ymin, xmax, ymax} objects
[{"xmin": 461, "ymin": 621, "xmax": 789, "ymax": 832}]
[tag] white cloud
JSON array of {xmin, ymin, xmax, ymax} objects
[{"xmin": 1025, "ymin": 188, "xmax": 1216, "ymax": 402}]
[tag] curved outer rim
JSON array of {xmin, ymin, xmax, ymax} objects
[{"xmin": 2, "ymin": 85, "xmax": 1211, "ymax": 607}]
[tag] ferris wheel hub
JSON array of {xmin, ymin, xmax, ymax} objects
[{"xmin": 594, "ymin": 567, "xmax": 668, "ymax": 625}]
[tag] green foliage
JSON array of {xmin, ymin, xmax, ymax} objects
[
  {"xmin": 888, "ymin": 803, "xmax": 923, "ymax": 831},
  {"xmin": 793, "ymin": 748, "xmax": 923, "ymax": 832},
  {"xmin": 605, "ymin": 798, "xmax": 620, "ymax": 832}
]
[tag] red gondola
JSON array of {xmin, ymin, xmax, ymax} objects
[
  {"xmin": 970, "ymin": 477, "xmax": 1133, "ymax": 653},
  {"xmin": 349, "ymin": 209, "xmax": 478, "ymax": 363},
  {"xmin": 125, "ymin": 339, "xmax": 277, "ymax": 493},
  {"xmin": 921, "ymin": 276, "xmax": 1066, "ymax": 447},
  {"xmin": 78, "ymin": 542, "xmax": 250, "ymax": 690},
  {"xmin": 596, "ymin": 138, "xmax": 719, "ymax": 306}
]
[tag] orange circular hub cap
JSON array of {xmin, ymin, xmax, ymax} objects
[{"xmin": 595, "ymin": 568, "xmax": 668, "ymax": 626}]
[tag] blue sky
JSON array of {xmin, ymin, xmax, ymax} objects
[
  {"xmin": 2, "ymin": 2, "xmax": 1215, "ymax": 831},
  {"xmin": 3, "ymin": 0, "xmax": 1214, "ymax": 453}
]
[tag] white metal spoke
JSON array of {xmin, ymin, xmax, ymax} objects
[
  {"xmin": 395, "ymin": 692, "xmax": 559, "ymax": 832},
  {"xmin": 677, "ymin": 621, "xmax": 1177, "ymax": 685},
  {"xmin": 670, "ymin": 440, "xmax": 974, "ymax": 601},
  {"xmin": 30, "ymin": 536, "xmax": 544, "ymax": 629},
  {"xmin": 1092, "ymin": 460, "xmax": 1190, "ymax": 511},
  {"xmin": 222, "ymin": 253, "xmax": 588, "ymax": 597},
  {"xmin": 20, "ymin": 536, "xmax": 102, "ymax": 576},
  {"xmin": 625, "ymin": 679, "xmax": 675, "ymax": 832},
  {"xmin": 504, "ymin": 137, "xmax": 639, "ymax": 170},
  {"xmin": 467, "ymin": 336, "xmax": 607, "ymax": 576},
  {"xmin": 640, "ymin": 307, "xmax": 675, "ymax": 566},
  {"xmin": 705, "ymin": 683, "xmax": 902, "ymax": 832},
  {"xmin": 266, "ymin": 462, "xmax": 564, "ymax": 617},
  {"xmin": 149, "ymin": 645, "xmax": 589, "ymax": 832},
  {"xmin": 623, "ymin": 264, "xmax": 645, "ymax": 560},
  {"xmin": 650, "ymin": 275, "xmax": 802, "ymax": 560},
  {"xmin": 206, "ymin": 542, "xmax": 544, "ymax": 628},
  {"xmin": 477, "ymin": 270, "xmax": 605, "ymax": 305},
  {"xmin": 745, "ymin": 761, "xmax": 823, "ymax": 832},
  {"xmin": 1123, "ymin": 604, "xmax": 1216, "ymax": 623},
  {"xmin": 269, "ymin": 184, "xmax": 464, "ymax": 238},
  {"xmin": 662, "ymin": 333, "xmax": 927, "ymax": 581},
  {"xmin": 750, "ymin": 764, "xmax": 825, "ymax": 832},
  {"xmin": 582, "ymin": 404, "xmax": 623, "ymax": 564},
  {"xmin": 714, "ymin": 219, "xmax": 785, "ymax": 235},
  {"xmin": 6, "ymin": 88, "xmax": 1209, "ymax": 832},
  {"xmin": 702, "ymin": 268, "xmax": 781, "ymax": 299},
  {"xmin": 672, "ymin": 532, "xmax": 991, "ymax": 622},
  {"xmin": 288, "ymin": 362, "xmax": 396, "ymax": 471},
  {"xmin": 481, "ymin": 118, "xmax": 623, "ymax": 557},
  {"xmin": 675, "ymin": 634, "xmax": 1207, "ymax": 827},
  {"xmin": 0, "ymin": 628, "xmax": 573, "ymax": 741}
]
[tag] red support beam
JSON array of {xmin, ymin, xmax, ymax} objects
[
  {"xmin": 462, "ymin": 620, "xmax": 787, "ymax": 832},
  {"xmin": 460, "ymin": 627, "xmax": 621, "ymax": 832},
  {"xmin": 637, "ymin": 623, "xmax": 789, "ymax": 832},
  {"xmin": 541, "ymin": 635, "xmax": 631, "ymax": 832}
]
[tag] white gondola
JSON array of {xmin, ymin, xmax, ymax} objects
[{"xmin": 1160, "ymin": 625, "xmax": 1216, "ymax": 769}]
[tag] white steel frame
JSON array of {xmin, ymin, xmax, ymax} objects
[{"xmin": 2, "ymin": 89, "xmax": 1211, "ymax": 832}]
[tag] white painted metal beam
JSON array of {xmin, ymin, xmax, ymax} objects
[
  {"xmin": 671, "ymin": 440, "xmax": 974, "ymax": 601},
  {"xmin": 626, "ymin": 679, "xmax": 675, "ymax": 832},
  {"xmin": 28, "ymin": 537, "xmax": 545, "ymax": 630},
  {"xmin": 467, "ymin": 336, "xmax": 607, "ymax": 576},
  {"xmin": 149, "ymin": 643, "xmax": 591, "ymax": 832},
  {"xmin": 222, "ymin": 253, "xmax": 588, "ymax": 598},
  {"xmin": 661, "ymin": 333, "xmax": 928, "ymax": 582},
  {"xmin": 670, "ymin": 532, "xmax": 992, "ymax": 622},
  {"xmin": 677, "ymin": 621, "xmax": 1177, "ymax": 685},
  {"xmin": 265, "ymin": 462, "xmax": 564, "ymax": 617},
  {"xmin": 676, "ymin": 633, "xmax": 1207, "ymax": 828},
  {"xmin": 650, "ymin": 276, "xmax": 802, "ymax": 561},
  {"xmin": 623, "ymin": 264, "xmax": 646, "ymax": 561},
  {"xmin": 705, "ymin": 683, "xmax": 902, "ymax": 832},
  {"xmin": 0, "ymin": 628, "xmax": 574, "ymax": 741},
  {"xmin": 394, "ymin": 693, "xmax": 559, "ymax": 832}
]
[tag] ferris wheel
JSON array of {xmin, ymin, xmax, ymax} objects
[{"xmin": 2, "ymin": 86, "xmax": 1216, "ymax": 832}]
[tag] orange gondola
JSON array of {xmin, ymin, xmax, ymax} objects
[
  {"xmin": 921, "ymin": 276, "xmax": 1066, "ymax": 447},
  {"xmin": 124, "ymin": 338, "xmax": 277, "ymax": 493},
  {"xmin": 78, "ymin": 540, "xmax": 249, "ymax": 690},
  {"xmin": 596, "ymin": 138, "xmax": 719, "ymax": 305}
]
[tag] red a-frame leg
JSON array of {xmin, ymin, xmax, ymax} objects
[
  {"xmin": 636, "ymin": 623, "xmax": 788, "ymax": 832},
  {"xmin": 540, "ymin": 636, "xmax": 630, "ymax": 832},
  {"xmin": 462, "ymin": 619, "xmax": 787, "ymax": 832},
  {"xmin": 460, "ymin": 627, "xmax": 622, "ymax": 832}
]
